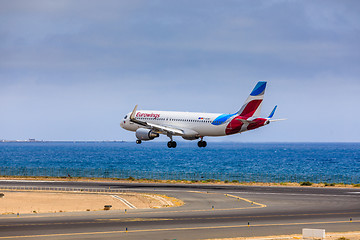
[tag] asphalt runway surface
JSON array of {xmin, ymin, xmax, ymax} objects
[{"xmin": 0, "ymin": 180, "xmax": 359, "ymax": 239}]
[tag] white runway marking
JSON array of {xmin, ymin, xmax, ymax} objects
[
  {"xmin": 144, "ymin": 194, "xmax": 174, "ymax": 207},
  {"xmin": 111, "ymin": 195, "xmax": 137, "ymax": 209}
]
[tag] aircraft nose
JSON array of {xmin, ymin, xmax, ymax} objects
[{"xmin": 120, "ymin": 120, "xmax": 124, "ymax": 128}]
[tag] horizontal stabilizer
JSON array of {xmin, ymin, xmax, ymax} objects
[{"xmin": 269, "ymin": 118, "xmax": 287, "ymax": 122}]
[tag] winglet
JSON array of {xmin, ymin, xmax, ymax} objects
[
  {"xmin": 268, "ymin": 105, "xmax": 277, "ymax": 118},
  {"xmin": 130, "ymin": 105, "xmax": 138, "ymax": 120},
  {"xmin": 129, "ymin": 105, "xmax": 147, "ymax": 126}
]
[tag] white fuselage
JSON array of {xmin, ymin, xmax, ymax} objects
[{"xmin": 120, "ymin": 110, "xmax": 242, "ymax": 137}]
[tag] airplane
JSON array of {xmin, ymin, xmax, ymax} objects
[{"xmin": 120, "ymin": 81, "xmax": 284, "ymax": 148}]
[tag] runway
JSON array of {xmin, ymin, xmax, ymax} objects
[{"xmin": 0, "ymin": 180, "xmax": 359, "ymax": 239}]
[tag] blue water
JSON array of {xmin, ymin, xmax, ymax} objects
[{"xmin": 0, "ymin": 142, "xmax": 359, "ymax": 183}]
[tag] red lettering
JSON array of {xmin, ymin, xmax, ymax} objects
[{"xmin": 136, "ymin": 112, "xmax": 160, "ymax": 119}]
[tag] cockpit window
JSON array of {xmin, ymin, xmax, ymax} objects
[{"xmin": 124, "ymin": 115, "xmax": 128, "ymax": 119}]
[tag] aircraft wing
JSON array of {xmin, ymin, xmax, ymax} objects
[
  {"xmin": 146, "ymin": 122, "xmax": 184, "ymax": 135},
  {"xmin": 129, "ymin": 105, "xmax": 184, "ymax": 136}
]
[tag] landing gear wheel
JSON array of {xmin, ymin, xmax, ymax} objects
[
  {"xmin": 136, "ymin": 140, "xmax": 142, "ymax": 144},
  {"xmin": 198, "ymin": 141, "xmax": 207, "ymax": 148},
  {"xmin": 167, "ymin": 141, "xmax": 177, "ymax": 148}
]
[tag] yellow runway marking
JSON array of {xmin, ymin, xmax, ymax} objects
[
  {"xmin": 96, "ymin": 218, "xmax": 173, "ymax": 222},
  {"xmin": 225, "ymin": 194, "xmax": 267, "ymax": 208},
  {"xmin": 187, "ymin": 191, "xmax": 267, "ymax": 208},
  {"xmin": 187, "ymin": 190, "xmax": 217, "ymax": 194},
  {"xmin": 0, "ymin": 220, "xmax": 359, "ymax": 239}
]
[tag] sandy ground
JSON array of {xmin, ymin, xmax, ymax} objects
[
  {"xmin": 0, "ymin": 191, "xmax": 182, "ymax": 214},
  {"xmin": 205, "ymin": 231, "xmax": 360, "ymax": 240}
]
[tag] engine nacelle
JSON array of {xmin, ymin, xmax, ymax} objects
[
  {"xmin": 182, "ymin": 135, "xmax": 200, "ymax": 140},
  {"xmin": 135, "ymin": 128, "xmax": 159, "ymax": 141},
  {"xmin": 181, "ymin": 129, "xmax": 200, "ymax": 140}
]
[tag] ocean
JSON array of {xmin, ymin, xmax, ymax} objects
[{"xmin": 0, "ymin": 142, "xmax": 359, "ymax": 183}]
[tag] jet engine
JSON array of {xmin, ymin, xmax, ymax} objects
[
  {"xmin": 182, "ymin": 135, "xmax": 199, "ymax": 140},
  {"xmin": 135, "ymin": 128, "xmax": 159, "ymax": 141},
  {"xmin": 181, "ymin": 129, "xmax": 200, "ymax": 140}
]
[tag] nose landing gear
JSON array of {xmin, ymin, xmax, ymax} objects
[{"xmin": 136, "ymin": 140, "xmax": 142, "ymax": 144}]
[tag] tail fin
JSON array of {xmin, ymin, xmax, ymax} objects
[{"xmin": 237, "ymin": 81, "xmax": 266, "ymax": 118}]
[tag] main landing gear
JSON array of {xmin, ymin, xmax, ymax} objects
[
  {"xmin": 167, "ymin": 134, "xmax": 177, "ymax": 148},
  {"xmin": 167, "ymin": 141, "xmax": 177, "ymax": 148},
  {"xmin": 198, "ymin": 138, "xmax": 207, "ymax": 148}
]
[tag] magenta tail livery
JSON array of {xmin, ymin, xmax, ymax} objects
[{"xmin": 120, "ymin": 81, "xmax": 284, "ymax": 148}]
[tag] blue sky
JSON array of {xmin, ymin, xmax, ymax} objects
[{"xmin": 1, "ymin": 0, "xmax": 359, "ymax": 142}]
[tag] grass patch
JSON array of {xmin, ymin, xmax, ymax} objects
[
  {"xmin": 204, "ymin": 179, "xmax": 218, "ymax": 183},
  {"xmin": 300, "ymin": 181, "xmax": 313, "ymax": 186},
  {"xmin": 324, "ymin": 182, "xmax": 336, "ymax": 186},
  {"xmin": 127, "ymin": 176, "xmax": 135, "ymax": 181}
]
